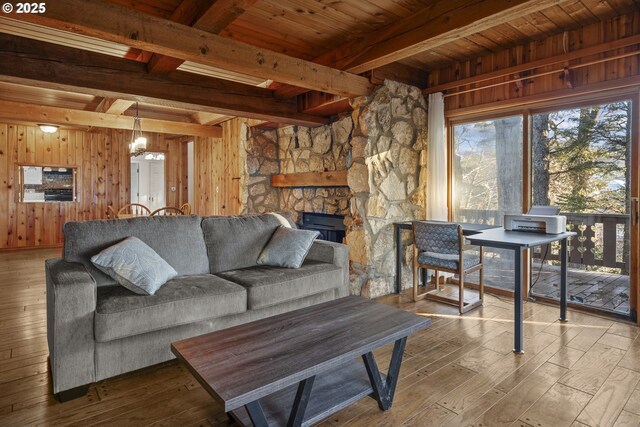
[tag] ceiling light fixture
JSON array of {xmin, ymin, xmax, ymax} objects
[
  {"xmin": 38, "ymin": 124, "xmax": 59, "ymax": 133},
  {"xmin": 129, "ymin": 102, "xmax": 147, "ymax": 157}
]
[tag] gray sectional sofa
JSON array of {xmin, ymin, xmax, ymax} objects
[{"xmin": 46, "ymin": 213, "xmax": 349, "ymax": 400}]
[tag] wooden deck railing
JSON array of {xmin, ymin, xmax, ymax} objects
[
  {"xmin": 455, "ymin": 209, "xmax": 630, "ymax": 271},
  {"xmin": 549, "ymin": 213, "xmax": 629, "ymax": 271}
]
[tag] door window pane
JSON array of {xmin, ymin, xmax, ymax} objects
[
  {"xmin": 530, "ymin": 101, "xmax": 632, "ymax": 315},
  {"xmin": 452, "ymin": 116, "xmax": 523, "ymax": 290}
]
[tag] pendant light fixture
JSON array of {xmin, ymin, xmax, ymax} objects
[{"xmin": 129, "ymin": 102, "xmax": 147, "ymax": 156}]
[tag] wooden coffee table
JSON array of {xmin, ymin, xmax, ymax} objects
[{"xmin": 171, "ymin": 296, "xmax": 430, "ymax": 427}]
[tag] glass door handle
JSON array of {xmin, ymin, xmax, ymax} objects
[{"xmin": 633, "ymin": 197, "xmax": 639, "ymax": 226}]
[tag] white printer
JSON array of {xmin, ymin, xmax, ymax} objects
[{"xmin": 504, "ymin": 206, "xmax": 567, "ymax": 234}]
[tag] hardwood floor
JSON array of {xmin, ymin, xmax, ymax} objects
[{"xmin": 1, "ymin": 248, "xmax": 639, "ymax": 426}]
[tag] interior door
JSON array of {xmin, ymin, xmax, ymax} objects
[
  {"xmin": 130, "ymin": 163, "xmax": 139, "ymax": 204},
  {"xmin": 148, "ymin": 161, "xmax": 165, "ymax": 211}
]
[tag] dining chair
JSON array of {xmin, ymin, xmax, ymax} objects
[
  {"xmin": 106, "ymin": 206, "xmax": 117, "ymax": 219},
  {"xmin": 116, "ymin": 203, "xmax": 151, "ymax": 218},
  {"xmin": 412, "ymin": 221, "xmax": 484, "ymax": 314},
  {"xmin": 179, "ymin": 203, "xmax": 192, "ymax": 215},
  {"xmin": 150, "ymin": 206, "xmax": 185, "ymax": 216}
]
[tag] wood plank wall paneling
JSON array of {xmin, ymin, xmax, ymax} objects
[
  {"xmin": 0, "ymin": 123, "xmax": 191, "ymax": 250},
  {"xmin": 428, "ymin": 12, "xmax": 640, "ymax": 114},
  {"xmin": 193, "ymin": 118, "xmax": 243, "ymax": 216}
]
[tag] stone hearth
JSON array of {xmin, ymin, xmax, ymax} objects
[{"xmin": 240, "ymin": 79, "xmax": 427, "ymax": 298}]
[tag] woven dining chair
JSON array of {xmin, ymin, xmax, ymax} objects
[
  {"xmin": 412, "ymin": 221, "xmax": 484, "ymax": 314},
  {"xmin": 150, "ymin": 206, "xmax": 185, "ymax": 216},
  {"xmin": 116, "ymin": 203, "xmax": 151, "ymax": 218}
]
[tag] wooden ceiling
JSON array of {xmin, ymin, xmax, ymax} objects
[{"xmin": 0, "ymin": 0, "xmax": 637, "ymax": 134}]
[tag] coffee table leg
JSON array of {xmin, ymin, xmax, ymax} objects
[
  {"xmin": 287, "ymin": 376, "xmax": 315, "ymax": 427},
  {"xmin": 362, "ymin": 337, "xmax": 407, "ymax": 411},
  {"xmin": 245, "ymin": 400, "xmax": 269, "ymax": 427},
  {"xmin": 243, "ymin": 376, "xmax": 316, "ymax": 427}
]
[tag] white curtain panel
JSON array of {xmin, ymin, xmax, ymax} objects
[{"xmin": 426, "ymin": 92, "xmax": 448, "ymax": 220}]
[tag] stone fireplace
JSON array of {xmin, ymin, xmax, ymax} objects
[{"xmin": 240, "ymin": 80, "xmax": 428, "ymax": 298}]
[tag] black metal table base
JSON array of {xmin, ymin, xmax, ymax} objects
[
  {"xmin": 362, "ymin": 337, "xmax": 406, "ymax": 410},
  {"xmin": 236, "ymin": 337, "xmax": 408, "ymax": 426},
  {"xmin": 511, "ymin": 238, "xmax": 569, "ymax": 354}
]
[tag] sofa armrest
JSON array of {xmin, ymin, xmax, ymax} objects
[
  {"xmin": 306, "ymin": 240, "xmax": 350, "ymax": 297},
  {"xmin": 46, "ymin": 258, "xmax": 97, "ymax": 394}
]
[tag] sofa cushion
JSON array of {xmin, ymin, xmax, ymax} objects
[
  {"xmin": 217, "ymin": 260, "xmax": 342, "ymax": 310},
  {"xmin": 91, "ymin": 236, "xmax": 178, "ymax": 295},
  {"xmin": 202, "ymin": 213, "xmax": 295, "ymax": 274},
  {"xmin": 64, "ymin": 216, "xmax": 210, "ymax": 286},
  {"xmin": 257, "ymin": 226, "xmax": 319, "ymax": 269},
  {"xmin": 95, "ymin": 274, "xmax": 247, "ymax": 342}
]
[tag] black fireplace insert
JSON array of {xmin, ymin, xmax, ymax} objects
[{"xmin": 298, "ymin": 212, "xmax": 346, "ymax": 243}]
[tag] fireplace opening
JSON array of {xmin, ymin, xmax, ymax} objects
[{"xmin": 298, "ymin": 212, "xmax": 346, "ymax": 243}]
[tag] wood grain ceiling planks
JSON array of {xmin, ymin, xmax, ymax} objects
[
  {"xmin": 0, "ymin": 81, "xmax": 102, "ymax": 112},
  {"xmin": 107, "ymin": 0, "xmax": 181, "ymax": 18},
  {"xmin": 0, "ymin": 0, "xmax": 637, "ymax": 124},
  {"xmin": 400, "ymin": 0, "xmax": 638, "ymax": 70}
]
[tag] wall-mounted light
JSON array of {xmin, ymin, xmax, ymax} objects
[{"xmin": 38, "ymin": 124, "xmax": 59, "ymax": 133}]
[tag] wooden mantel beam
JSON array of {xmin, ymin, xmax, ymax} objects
[
  {"xmin": 0, "ymin": 34, "xmax": 328, "ymax": 127},
  {"xmin": 6, "ymin": 0, "xmax": 373, "ymax": 98},
  {"xmin": 0, "ymin": 100, "xmax": 222, "ymax": 137},
  {"xmin": 271, "ymin": 171, "xmax": 348, "ymax": 188}
]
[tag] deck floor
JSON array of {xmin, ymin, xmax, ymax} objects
[
  {"xmin": 477, "ymin": 262, "xmax": 631, "ymax": 316},
  {"xmin": 530, "ymin": 264, "xmax": 630, "ymax": 315},
  {"xmin": 1, "ymin": 249, "xmax": 640, "ymax": 426}
]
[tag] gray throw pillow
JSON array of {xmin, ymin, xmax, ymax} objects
[
  {"xmin": 257, "ymin": 226, "xmax": 319, "ymax": 269},
  {"xmin": 90, "ymin": 236, "xmax": 178, "ymax": 295}
]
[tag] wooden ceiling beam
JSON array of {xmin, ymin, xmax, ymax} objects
[
  {"xmin": 329, "ymin": 0, "xmax": 568, "ymax": 74},
  {"xmin": 273, "ymin": 0, "xmax": 567, "ymax": 97},
  {"xmin": 148, "ymin": 0, "xmax": 259, "ymax": 74},
  {"xmin": 7, "ymin": 0, "xmax": 372, "ymax": 98},
  {"xmin": 299, "ymin": 92, "xmax": 351, "ymax": 117},
  {"xmin": 191, "ymin": 111, "xmax": 230, "ymax": 125},
  {"xmin": 95, "ymin": 98, "xmax": 135, "ymax": 115},
  {"xmin": 0, "ymin": 100, "xmax": 221, "ymax": 137},
  {"xmin": 0, "ymin": 34, "xmax": 328, "ymax": 127}
]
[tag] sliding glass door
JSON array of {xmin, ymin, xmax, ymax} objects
[
  {"xmin": 448, "ymin": 96, "xmax": 637, "ymax": 320},
  {"xmin": 529, "ymin": 100, "xmax": 633, "ymax": 316},
  {"xmin": 451, "ymin": 115, "xmax": 523, "ymax": 291}
]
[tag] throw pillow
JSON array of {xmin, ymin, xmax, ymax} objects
[
  {"xmin": 267, "ymin": 212, "xmax": 295, "ymax": 228},
  {"xmin": 257, "ymin": 226, "xmax": 319, "ymax": 269},
  {"xmin": 91, "ymin": 236, "xmax": 178, "ymax": 295}
]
